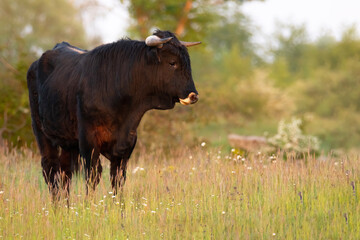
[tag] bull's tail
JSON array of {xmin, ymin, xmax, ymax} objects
[
  {"xmin": 27, "ymin": 60, "xmax": 37, "ymax": 87},
  {"xmin": 27, "ymin": 60, "xmax": 43, "ymax": 132}
]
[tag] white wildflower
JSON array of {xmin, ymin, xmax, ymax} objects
[
  {"xmin": 132, "ymin": 167, "xmax": 145, "ymax": 174},
  {"xmin": 133, "ymin": 166, "xmax": 140, "ymax": 174}
]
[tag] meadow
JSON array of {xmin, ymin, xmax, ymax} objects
[{"xmin": 0, "ymin": 145, "xmax": 359, "ymax": 239}]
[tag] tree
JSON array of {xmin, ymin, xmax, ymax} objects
[{"xmin": 123, "ymin": 0, "xmax": 261, "ymax": 39}]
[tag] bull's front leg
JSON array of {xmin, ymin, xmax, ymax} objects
[
  {"xmin": 77, "ymin": 98, "xmax": 103, "ymax": 194},
  {"xmin": 79, "ymin": 145, "xmax": 103, "ymax": 194},
  {"xmin": 78, "ymin": 127, "xmax": 101, "ymax": 194},
  {"xmin": 110, "ymin": 158, "xmax": 129, "ymax": 195},
  {"xmin": 88, "ymin": 149, "xmax": 102, "ymax": 191},
  {"xmin": 110, "ymin": 131, "xmax": 137, "ymax": 195}
]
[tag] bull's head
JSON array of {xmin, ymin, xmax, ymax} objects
[{"xmin": 145, "ymin": 30, "xmax": 200, "ymax": 108}]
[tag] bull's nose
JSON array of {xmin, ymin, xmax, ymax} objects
[
  {"xmin": 189, "ymin": 92, "xmax": 198, "ymax": 104},
  {"xmin": 179, "ymin": 92, "xmax": 199, "ymax": 105}
]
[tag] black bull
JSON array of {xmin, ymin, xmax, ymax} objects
[{"xmin": 27, "ymin": 30, "xmax": 200, "ymax": 196}]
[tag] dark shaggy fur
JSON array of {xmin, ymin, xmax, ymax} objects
[{"xmin": 27, "ymin": 30, "xmax": 198, "ymax": 196}]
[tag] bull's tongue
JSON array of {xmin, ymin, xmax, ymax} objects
[{"xmin": 179, "ymin": 98, "xmax": 191, "ymax": 105}]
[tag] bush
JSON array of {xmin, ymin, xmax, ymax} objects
[{"xmin": 267, "ymin": 117, "xmax": 320, "ymax": 155}]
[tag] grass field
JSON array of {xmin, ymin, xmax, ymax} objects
[{"xmin": 0, "ymin": 146, "xmax": 359, "ymax": 239}]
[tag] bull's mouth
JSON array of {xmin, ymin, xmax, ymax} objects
[{"xmin": 179, "ymin": 92, "xmax": 199, "ymax": 105}]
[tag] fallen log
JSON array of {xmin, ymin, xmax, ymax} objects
[{"xmin": 228, "ymin": 134, "xmax": 269, "ymax": 152}]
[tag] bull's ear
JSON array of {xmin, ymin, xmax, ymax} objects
[{"xmin": 146, "ymin": 47, "xmax": 161, "ymax": 64}]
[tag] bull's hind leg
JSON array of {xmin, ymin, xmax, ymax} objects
[
  {"xmin": 29, "ymin": 120, "xmax": 60, "ymax": 196},
  {"xmin": 29, "ymin": 108, "xmax": 60, "ymax": 197},
  {"xmin": 59, "ymin": 148, "xmax": 79, "ymax": 197},
  {"xmin": 27, "ymin": 60, "xmax": 60, "ymax": 197},
  {"xmin": 36, "ymin": 133, "xmax": 60, "ymax": 197}
]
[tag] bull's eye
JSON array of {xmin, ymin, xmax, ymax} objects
[{"xmin": 169, "ymin": 61, "xmax": 177, "ymax": 67}]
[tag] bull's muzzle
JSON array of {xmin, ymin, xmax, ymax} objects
[{"xmin": 179, "ymin": 92, "xmax": 199, "ymax": 105}]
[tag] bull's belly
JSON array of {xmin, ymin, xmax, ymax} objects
[{"xmin": 44, "ymin": 130, "xmax": 79, "ymax": 149}]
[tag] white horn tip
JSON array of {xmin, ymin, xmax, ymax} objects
[
  {"xmin": 145, "ymin": 36, "xmax": 160, "ymax": 46},
  {"xmin": 145, "ymin": 36, "xmax": 173, "ymax": 48}
]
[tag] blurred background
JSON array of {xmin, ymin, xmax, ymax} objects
[{"xmin": 1, "ymin": 0, "xmax": 360, "ymax": 154}]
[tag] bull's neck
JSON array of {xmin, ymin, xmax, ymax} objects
[{"xmin": 122, "ymin": 95, "xmax": 173, "ymax": 129}]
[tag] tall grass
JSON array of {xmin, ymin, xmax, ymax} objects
[{"xmin": 0, "ymin": 146, "xmax": 359, "ymax": 239}]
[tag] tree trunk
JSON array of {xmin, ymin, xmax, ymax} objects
[{"xmin": 175, "ymin": 0, "xmax": 193, "ymax": 37}]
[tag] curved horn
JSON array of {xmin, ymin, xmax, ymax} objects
[
  {"xmin": 145, "ymin": 35, "xmax": 173, "ymax": 48},
  {"xmin": 180, "ymin": 41, "xmax": 202, "ymax": 47}
]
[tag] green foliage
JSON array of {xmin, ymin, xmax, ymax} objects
[
  {"xmin": 270, "ymin": 24, "xmax": 312, "ymax": 86},
  {"xmin": 0, "ymin": 0, "xmax": 86, "ymax": 59},
  {"xmin": 268, "ymin": 25, "xmax": 360, "ymax": 150}
]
